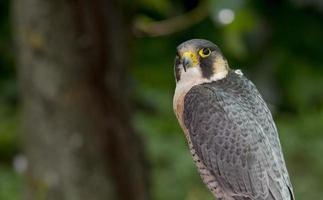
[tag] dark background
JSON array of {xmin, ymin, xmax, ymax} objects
[{"xmin": 0, "ymin": 0, "xmax": 323, "ymax": 199}]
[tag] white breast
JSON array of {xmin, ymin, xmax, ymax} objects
[{"xmin": 173, "ymin": 67, "xmax": 203, "ymax": 114}]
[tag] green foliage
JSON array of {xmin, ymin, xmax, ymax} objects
[
  {"xmin": 277, "ymin": 110, "xmax": 323, "ymax": 199},
  {"xmin": 0, "ymin": 106, "xmax": 19, "ymax": 161},
  {"xmin": 0, "ymin": 165, "xmax": 22, "ymax": 200}
]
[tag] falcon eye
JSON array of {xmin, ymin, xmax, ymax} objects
[{"xmin": 198, "ymin": 48, "xmax": 211, "ymax": 58}]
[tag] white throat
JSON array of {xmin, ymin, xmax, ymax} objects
[{"xmin": 173, "ymin": 67, "xmax": 228, "ymax": 112}]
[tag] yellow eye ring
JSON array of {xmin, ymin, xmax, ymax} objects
[{"xmin": 198, "ymin": 48, "xmax": 211, "ymax": 58}]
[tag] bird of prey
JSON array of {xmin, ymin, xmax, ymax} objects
[{"xmin": 173, "ymin": 39, "xmax": 294, "ymax": 200}]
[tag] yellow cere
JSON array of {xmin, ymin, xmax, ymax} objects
[
  {"xmin": 182, "ymin": 51, "xmax": 199, "ymax": 65},
  {"xmin": 198, "ymin": 48, "xmax": 211, "ymax": 58}
]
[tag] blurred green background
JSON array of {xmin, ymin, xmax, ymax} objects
[{"xmin": 1, "ymin": 0, "xmax": 323, "ymax": 199}]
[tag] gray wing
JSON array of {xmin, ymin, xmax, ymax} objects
[
  {"xmin": 183, "ymin": 76, "xmax": 294, "ymax": 200},
  {"xmin": 235, "ymin": 77, "xmax": 294, "ymax": 199}
]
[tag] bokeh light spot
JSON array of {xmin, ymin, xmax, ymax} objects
[{"xmin": 217, "ymin": 8, "xmax": 235, "ymax": 25}]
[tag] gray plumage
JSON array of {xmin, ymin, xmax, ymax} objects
[{"xmin": 183, "ymin": 70, "xmax": 294, "ymax": 200}]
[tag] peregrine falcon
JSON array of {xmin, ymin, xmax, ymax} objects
[{"xmin": 173, "ymin": 39, "xmax": 295, "ymax": 200}]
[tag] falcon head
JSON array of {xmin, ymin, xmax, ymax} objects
[{"xmin": 174, "ymin": 39, "xmax": 229, "ymax": 83}]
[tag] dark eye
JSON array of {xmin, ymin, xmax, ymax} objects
[{"xmin": 198, "ymin": 48, "xmax": 211, "ymax": 58}]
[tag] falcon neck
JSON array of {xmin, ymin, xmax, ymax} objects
[{"xmin": 173, "ymin": 68, "xmax": 230, "ymax": 121}]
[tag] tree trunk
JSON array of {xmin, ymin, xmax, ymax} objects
[{"xmin": 12, "ymin": 0, "xmax": 150, "ymax": 199}]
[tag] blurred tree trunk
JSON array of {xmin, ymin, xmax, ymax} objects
[{"xmin": 12, "ymin": 0, "xmax": 150, "ymax": 200}]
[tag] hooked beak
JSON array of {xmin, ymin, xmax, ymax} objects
[
  {"xmin": 181, "ymin": 51, "xmax": 198, "ymax": 72},
  {"xmin": 182, "ymin": 57, "xmax": 190, "ymax": 72}
]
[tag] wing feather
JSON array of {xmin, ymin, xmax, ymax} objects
[{"xmin": 183, "ymin": 73, "xmax": 294, "ymax": 200}]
